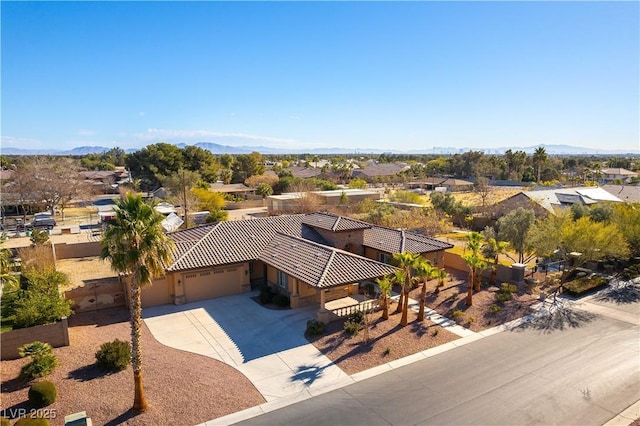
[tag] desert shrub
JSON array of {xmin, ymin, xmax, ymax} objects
[
  {"xmin": 347, "ymin": 311, "xmax": 364, "ymax": 325},
  {"xmin": 447, "ymin": 292, "xmax": 459, "ymax": 303},
  {"xmin": 15, "ymin": 417, "xmax": 50, "ymax": 426},
  {"xmin": 564, "ymin": 275, "xmax": 609, "ymax": 296},
  {"xmin": 383, "ymin": 347, "xmax": 391, "ymax": 356},
  {"xmin": 306, "ymin": 320, "xmax": 325, "ymax": 336},
  {"xmin": 343, "ymin": 320, "xmax": 360, "ymax": 336},
  {"xmin": 272, "ymin": 294, "xmax": 290, "ymax": 308},
  {"xmin": 451, "ymin": 309, "xmax": 463, "ymax": 318},
  {"xmin": 95, "ymin": 339, "xmax": 131, "ymax": 372},
  {"xmin": 259, "ymin": 286, "xmax": 275, "ymax": 305},
  {"xmin": 28, "ymin": 381, "xmax": 57, "ymax": 408},
  {"xmin": 489, "ymin": 304, "xmax": 502, "ymax": 314},
  {"xmin": 19, "ymin": 342, "xmax": 59, "ymax": 379},
  {"xmin": 495, "ymin": 283, "xmax": 518, "ymax": 303}
]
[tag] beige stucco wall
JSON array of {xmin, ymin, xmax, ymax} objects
[
  {"xmin": 1, "ymin": 318, "xmax": 69, "ymax": 360},
  {"xmin": 54, "ymin": 241, "xmax": 102, "ymax": 259}
]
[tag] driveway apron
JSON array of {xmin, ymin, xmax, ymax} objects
[{"xmin": 143, "ymin": 292, "xmax": 352, "ymax": 401}]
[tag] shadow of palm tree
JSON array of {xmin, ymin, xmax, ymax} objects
[
  {"xmin": 67, "ymin": 363, "xmax": 117, "ymax": 382},
  {"xmin": 104, "ymin": 408, "xmax": 141, "ymax": 426},
  {"xmin": 594, "ymin": 281, "xmax": 640, "ymax": 304},
  {"xmin": 410, "ymin": 321, "xmax": 429, "ymax": 337},
  {"xmin": 512, "ymin": 305, "xmax": 596, "ymax": 334},
  {"xmin": 290, "ymin": 363, "xmax": 331, "ymax": 386}
]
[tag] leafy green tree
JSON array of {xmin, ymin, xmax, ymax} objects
[
  {"xmin": 348, "ymin": 178, "xmax": 367, "ymax": 189},
  {"xmin": 497, "ymin": 207, "xmax": 536, "ymax": 263},
  {"xmin": 13, "ymin": 270, "xmax": 72, "ymax": 329},
  {"xmin": 125, "ymin": 143, "xmax": 184, "ymax": 190},
  {"xmin": 232, "ymin": 152, "xmax": 265, "ymax": 183},
  {"xmin": 182, "ymin": 145, "xmax": 217, "ymax": 182},
  {"xmin": 589, "ymin": 203, "xmax": 613, "ymax": 223},
  {"xmin": 256, "ymin": 183, "xmax": 273, "ymax": 199},
  {"xmin": 101, "ymin": 193, "xmax": 175, "ymax": 412},
  {"xmin": 30, "ymin": 229, "xmax": 50, "ymax": 247},
  {"xmin": 611, "ymin": 203, "xmax": 640, "ymax": 257},
  {"xmin": 161, "ymin": 169, "xmax": 202, "ymax": 229}
]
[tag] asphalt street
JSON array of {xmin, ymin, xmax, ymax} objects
[{"xmin": 236, "ymin": 298, "xmax": 640, "ymax": 426}]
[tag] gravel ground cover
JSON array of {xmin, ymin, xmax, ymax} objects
[{"xmin": 0, "ymin": 308, "xmax": 265, "ymax": 426}]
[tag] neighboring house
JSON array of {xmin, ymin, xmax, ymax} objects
[
  {"xmin": 491, "ymin": 186, "xmax": 622, "ymax": 218},
  {"xmin": 602, "ymin": 185, "xmax": 640, "ymax": 203},
  {"xmin": 138, "ymin": 211, "xmax": 453, "ymax": 323},
  {"xmin": 351, "ymin": 162, "xmax": 407, "ymax": 181},
  {"xmin": 284, "ymin": 166, "xmax": 323, "ymax": 179},
  {"xmin": 600, "ymin": 168, "xmax": 639, "ymax": 184},
  {"xmin": 406, "ymin": 177, "xmax": 474, "ymax": 192},
  {"xmin": 266, "ymin": 189, "xmax": 382, "ymax": 213},
  {"xmin": 209, "ymin": 182, "xmax": 256, "ymax": 199}
]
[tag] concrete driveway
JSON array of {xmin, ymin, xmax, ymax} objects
[{"xmin": 143, "ymin": 292, "xmax": 352, "ymax": 402}]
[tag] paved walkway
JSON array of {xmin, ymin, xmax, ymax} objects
[{"xmin": 143, "ymin": 293, "xmax": 352, "ymax": 402}]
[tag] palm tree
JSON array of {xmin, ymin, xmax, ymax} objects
[
  {"xmin": 375, "ymin": 276, "xmax": 393, "ymax": 320},
  {"xmin": 481, "ymin": 237, "xmax": 509, "ymax": 286},
  {"xmin": 0, "ymin": 235, "xmax": 18, "ymax": 287},
  {"xmin": 465, "ymin": 232, "xmax": 483, "ymax": 291},
  {"xmin": 435, "ymin": 268, "xmax": 447, "ymax": 294},
  {"xmin": 101, "ymin": 193, "xmax": 175, "ymax": 412},
  {"xmin": 414, "ymin": 259, "xmax": 435, "ymax": 322},
  {"xmin": 392, "ymin": 252, "xmax": 421, "ymax": 326},
  {"xmin": 392, "ymin": 269, "xmax": 406, "ymax": 315},
  {"xmin": 462, "ymin": 254, "xmax": 485, "ymax": 306},
  {"xmin": 533, "ymin": 146, "xmax": 547, "ymax": 183}
]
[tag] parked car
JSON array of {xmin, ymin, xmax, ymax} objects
[{"xmin": 26, "ymin": 217, "xmax": 57, "ymax": 230}]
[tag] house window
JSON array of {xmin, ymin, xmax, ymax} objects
[
  {"xmin": 277, "ymin": 270, "xmax": 288, "ymax": 289},
  {"xmin": 378, "ymin": 252, "xmax": 391, "ymax": 264}
]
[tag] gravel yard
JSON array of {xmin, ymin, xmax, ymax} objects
[{"xmin": 0, "ymin": 308, "xmax": 265, "ymax": 426}]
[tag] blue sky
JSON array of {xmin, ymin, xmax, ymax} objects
[{"xmin": 2, "ymin": 1, "xmax": 638, "ymax": 153}]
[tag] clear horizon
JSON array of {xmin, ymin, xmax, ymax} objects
[{"xmin": 1, "ymin": 2, "xmax": 639, "ymax": 154}]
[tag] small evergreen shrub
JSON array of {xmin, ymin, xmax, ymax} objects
[
  {"xmin": 343, "ymin": 320, "xmax": 360, "ymax": 336},
  {"xmin": 347, "ymin": 311, "xmax": 364, "ymax": 325},
  {"xmin": 490, "ymin": 304, "xmax": 502, "ymax": 314},
  {"xmin": 19, "ymin": 342, "xmax": 59, "ymax": 379},
  {"xmin": 272, "ymin": 294, "xmax": 290, "ymax": 308},
  {"xmin": 28, "ymin": 381, "xmax": 57, "ymax": 408},
  {"xmin": 259, "ymin": 287, "xmax": 275, "ymax": 305},
  {"xmin": 15, "ymin": 417, "xmax": 50, "ymax": 426},
  {"xmin": 495, "ymin": 283, "xmax": 518, "ymax": 303},
  {"xmin": 383, "ymin": 347, "xmax": 391, "ymax": 356},
  {"xmin": 95, "ymin": 339, "xmax": 131, "ymax": 372},
  {"xmin": 306, "ymin": 320, "xmax": 325, "ymax": 336},
  {"xmin": 451, "ymin": 309, "xmax": 463, "ymax": 318}
]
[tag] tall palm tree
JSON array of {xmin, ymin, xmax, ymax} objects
[
  {"xmin": 393, "ymin": 252, "xmax": 421, "ymax": 326},
  {"xmin": 414, "ymin": 259, "xmax": 435, "ymax": 322},
  {"xmin": 533, "ymin": 146, "xmax": 547, "ymax": 183},
  {"xmin": 481, "ymin": 237, "xmax": 509, "ymax": 286},
  {"xmin": 462, "ymin": 254, "xmax": 485, "ymax": 307},
  {"xmin": 375, "ymin": 276, "xmax": 393, "ymax": 320},
  {"xmin": 392, "ymin": 269, "xmax": 406, "ymax": 316},
  {"xmin": 466, "ymin": 232, "xmax": 483, "ymax": 291},
  {"xmin": 101, "ymin": 193, "xmax": 175, "ymax": 412}
]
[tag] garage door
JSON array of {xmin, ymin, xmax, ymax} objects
[
  {"xmin": 142, "ymin": 277, "xmax": 171, "ymax": 307},
  {"xmin": 184, "ymin": 267, "xmax": 242, "ymax": 303}
]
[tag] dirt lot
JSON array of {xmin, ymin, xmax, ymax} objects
[{"xmin": 56, "ymin": 257, "xmax": 116, "ymax": 290}]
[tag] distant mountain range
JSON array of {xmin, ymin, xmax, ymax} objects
[{"xmin": 1, "ymin": 143, "xmax": 637, "ymax": 156}]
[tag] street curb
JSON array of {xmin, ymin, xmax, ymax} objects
[{"xmin": 602, "ymin": 400, "xmax": 640, "ymax": 426}]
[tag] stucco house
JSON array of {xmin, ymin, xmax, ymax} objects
[
  {"xmin": 138, "ymin": 211, "xmax": 453, "ymax": 322},
  {"xmin": 491, "ymin": 186, "xmax": 622, "ymax": 218},
  {"xmin": 600, "ymin": 168, "xmax": 638, "ymax": 184}
]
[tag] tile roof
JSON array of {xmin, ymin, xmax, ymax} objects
[
  {"xmin": 167, "ymin": 215, "xmax": 327, "ymax": 271},
  {"xmin": 258, "ymin": 233, "xmax": 398, "ymax": 288},
  {"xmin": 302, "ymin": 211, "xmax": 371, "ymax": 231},
  {"xmin": 363, "ymin": 226, "xmax": 454, "ymax": 254}
]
